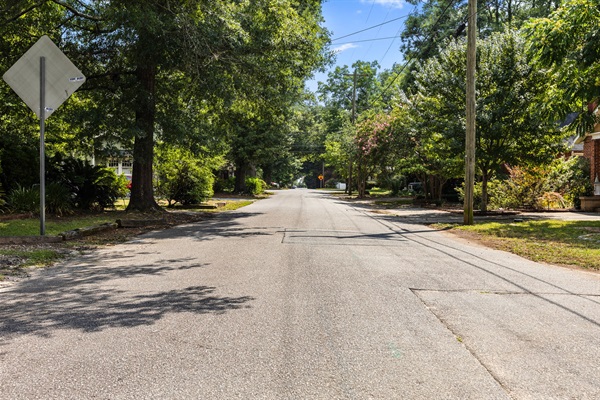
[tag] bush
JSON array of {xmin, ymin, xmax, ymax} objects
[
  {"xmin": 46, "ymin": 183, "xmax": 74, "ymax": 216},
  {"xmin": 7, "ymin": 185, "xmax": 39, "ymax": 214},
  {"xmin": 47, "ymin": 155, "xmax": 125, "ymax": 211},
  {"xmin": 488, "ymin": 159, "xmax": 593, "ymax": 210},
  {"xmin": 0, "ymin": 185, "xmax": 6, "ymax": 212},
  {"xmin": 156, "ymin": 158, "xmax": 214, "ymax": 206},
  {"xmin": 214, "ymin": 176, "xmax": 235, "ymax": 193},
  {"xmin": 456, "ymin": 181, "xmax": 484, "ymax": 209},
  {"xmin": 325, "ymin": 178, "xmax": 340, "ymax": 189},
  {"xmin": 489, "ymin": 166, "xmax": 547, "ymax": 209},
  {"xmin": 245, "ymin": 177, "xmax": 266, "ymax": 195},
  {"xmin": 545, "ymin": 157, "xmax": 593, "ymax": 209},
  {"xmin": 383, "ymin": 176, "xmax": 406, "ymax": 196}
]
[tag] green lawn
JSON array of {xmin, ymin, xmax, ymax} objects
[
  {"xmin": 437, "ymin": 220, "xmax": 600, "ymax": 271},
  {"xmin": 0, "ymin": 199, "xmax": 256, "ymax": 279},
  {"xmin": 0, "ymin": 199, "xmax": 254, "ymax": 237},
  {"xmin": 0, "ymin": 215, "xmax": 117, "ymax": 237}
]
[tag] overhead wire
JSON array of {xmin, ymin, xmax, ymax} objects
[
  {"xmin": 365, "ymin": 0, "xmax": 376, "ymax": 24},
  {"xmin": 363, "ymin": 3, "xmax": 393, "ymax": 60},
  {"xmin": 330, "ymin": 14, "xmax": 412, "ymax": 42},
  {"xmin": 371, "ymin": 0, "xmax": 462, "ymax": 106},
  {"xmin": 328, "ymin": 36, "xmax": 400, "ymax": 46}
]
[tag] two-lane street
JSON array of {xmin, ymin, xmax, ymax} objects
[{"xmin": 1, "ymin": 189, "xmax": 599, "ymax": 399}]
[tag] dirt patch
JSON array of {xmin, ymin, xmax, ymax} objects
[{"xmin": 437, "ymin": 227, "xmax": 500, "ymax": 250}]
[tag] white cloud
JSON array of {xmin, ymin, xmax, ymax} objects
[
  {"xmin": 360, "ymin": 0, "xmax": 405, "ymax": 8},
  {"xmin": 332, "ymin": 43, "xmax": 359, "ymax": 53}
]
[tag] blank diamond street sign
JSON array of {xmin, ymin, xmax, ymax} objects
[
  {"xmin": 2, "ymin": 35, "xmax": 86, "ymax": 235},
  {"xmin": 2, "ymin": 35, "xmax": 86, "ymax": 119}
]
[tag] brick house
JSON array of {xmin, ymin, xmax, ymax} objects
[{"xmin": 576, "ymin": 120, "xmax": 600, "ymax": 210}]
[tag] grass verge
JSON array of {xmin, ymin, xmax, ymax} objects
[
  {"xmin": 0, "ymin": 215, "xmax": 117, "ymax": 237},
  {"xmin": 0, "ymin": 199, "xmax": 255, "ymax": 281},
  {"xmin": 434, "ymin": 220, "xmax": 600, "ymax": 271},
  {"xmin": 204, "ymin": 200, "xmax": 254, "ymax": 212}
]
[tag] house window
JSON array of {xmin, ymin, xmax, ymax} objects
[{"xmin": 108, "ymin": 159, "xmax": 119, "ymax": 168}]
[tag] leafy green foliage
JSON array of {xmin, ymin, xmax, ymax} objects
[
  {"xmin": 245, "ymin": 177, "xmax": 267, "ymax": 195},
  {"xmin": 214, "ymin": 177, "xmax": 235, "ymax": 194},
  {"xmin": 7, "ymin": 185, "xmax": 39, "ymax": 214},
  {"xmin": 45, "ymin": 183, "xmax": 74, "ymax": 216},
  {"xmin": 5, "ymin": 181, "xmax": 74, "ymax": 217},
  {"xmin": 412, "ymin": 29, "xmax": 567, "ymax": 210},
  {"xmin": 526, "ymin": 0, "xmax": 600, "ymax": 128},
  {"xmin": 546, "ymin": 157, "xmax": 594, "ymax": 207},
  {"xmin": 47, "ymin": 156, "xmax": 125, "ymax": 211},
  {"xmin": 155, "ymin": 146, "xmax": 216, "ymax": 207},
  {"xmin": 489, "ymin": 166, "xmax": 548, "ymax": 210},
  {"xmin": 354, "ymin": 112, "xmax": 396, "ymax": 197},
  {"xmin": 2, "ymin": 1, "xmax": 330, "ymax": 212},
  {"xmin": 483, "ymin": 158, "xmax": 592, "ymax": 210},
  {"xmin": 400, "ymin": 0, "xmax": 560, "ymax": 76}
]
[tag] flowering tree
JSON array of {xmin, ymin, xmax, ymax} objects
[{"xmin": 354, "ymin": 113, "xmax": 396, "ymax": 198}]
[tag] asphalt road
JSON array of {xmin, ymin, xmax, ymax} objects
[{"xmin": 1, "ymin": 189, "xmax": 599, "ymax": 399}]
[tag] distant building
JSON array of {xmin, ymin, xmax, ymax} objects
[
  {"xmin": 574, "ymin": 115, "xmax": 600, "ymax": 210},
  {"xmin": 90, "ymin": 142, "xmax": 133, "ymax": 182}
]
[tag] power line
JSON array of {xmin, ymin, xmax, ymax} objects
[
  {"xmin": 330, "ymin": 14, "xmax": 412, "ymax": 42},
  {"xmin": 372, "ymin": 0, "xmax": 461, "ymax": 105},
  {"xmin": 365, "ymin": 0, "xmax": 376, "ymax": 24},
  {"xmin": 328, "ymin": 36, "xmax": 400, "ymax": 46},
  {"xmin": 379, "ymin": 27, "xmax": 402, "ymax": 63},
  {"xmin": 363, "ymin": 3, "xmax": 393, "ymax": 60}
]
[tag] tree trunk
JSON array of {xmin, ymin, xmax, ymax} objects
[
  {"xmin": 234, "ymin": 160, "xmax": 248, "ymax": 193},
  {"xmin": 357, "ymin": 158, "xmax": 366, "ymax": 198},
  {"xmin": 480, "ymin": 172, "xmax": 489, "ymax": 213},
  {"xmin": 347, "ymin": 160, "xmax": 353, "ymax": 196},
  {"xmin": 263, "ymin": 166, "xmax": 273, "ymax": 187},
  {"xmin": 127, "ymin": 64, "xmax": 160, "ymax": 212}
]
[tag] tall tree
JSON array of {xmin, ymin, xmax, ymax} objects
[
  {"xmin": 525, "ymin": 0, "xmax": 600, "ymax": 133},
  {"xmin": 412, "ymin": 29, "xmax": 566, "ymax": 211},
  {"xmin": 2, "ymin": 0, "xmax": 330, "ymax": 210},
  {"xmin": 399, "ymin": 0, "xmax": 562, "ymax": 92}
]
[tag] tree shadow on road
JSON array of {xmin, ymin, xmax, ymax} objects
[
  {"xmin": 141, "ymin": 211, "xmax": 275, "ymax": 242},
  {"xmin": 0, "ymin": 253, "xmax": 254, "ymax": 340}
]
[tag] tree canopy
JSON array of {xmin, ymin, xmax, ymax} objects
[{"xmin": 1, "ymin": 0, "xmax": 330, "ymax": 209}]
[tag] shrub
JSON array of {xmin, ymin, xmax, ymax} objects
[
  {"xmin": 489, "ymin": 166, "xmax": 547, "ymax": 210},
  {"xmin": 7, "ymin": 185, "xmax": 39, "ymax": 214},
  {"xmin": 456, "ymin": 181, "xmax": 484, "ymax": 209},
  {"xmin": 488, "ymin": 159, "xmax": 593, "ymax": 210},
  {"xmin": 383, "ymin": 175, "xmax": 406, "ymax": 196},
  {"xmin": 214, "ymin": 176, "xmax": 235, "ymax": 193},
  {"xmin": 156, "ymin": 158, "xmax": 214, "ymax": 206},
  {"xmin": 325, "ymin": 178, "xmax": 340, "ymax": 189},
  {"xmin": 545, "ymin": 157, "xmax": 593, "ymax": 209},
  {"xmin": 245, "ymin": 177, "xmax": 266, "ymax": 195},
  {"xmin": 0, "ymin": 185, "xmax": 6, "ymax": 212},
  {"xmin": 538, "ymin": 192, "xmax": 567, "ymax": 210},
  {"xmin": 47, "ymin": 155, "xmax": 125, "ymax": 211},
  {"xmin": 45, "ymin": 183, "xmax": 73, "ymax": 216}
]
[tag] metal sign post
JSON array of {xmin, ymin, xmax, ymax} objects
[{"xmin": 40, "ymin": 57, "xmax": 46, "ymax": 235}]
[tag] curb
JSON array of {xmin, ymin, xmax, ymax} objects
[{"xmin": 60, "ymin": 222, "xmax": 119, "ymax": 240}]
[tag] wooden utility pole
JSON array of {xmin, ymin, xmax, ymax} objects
[
  {"xmin": 464, "ymin": 0, "xmax": 477, "ymax": 225},
  {"xmin": 348, "ymin": 70, "xmax": 357, "ymax": 196}
]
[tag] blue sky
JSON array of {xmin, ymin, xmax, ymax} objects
[{"xmin": 306, "ymin": 0, "xmax": 412, "ymax": 93}]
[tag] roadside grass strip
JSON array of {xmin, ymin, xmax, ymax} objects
[{"xmin": 436, "ymin": 220, "xmax": 600, "ymax": 271}]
